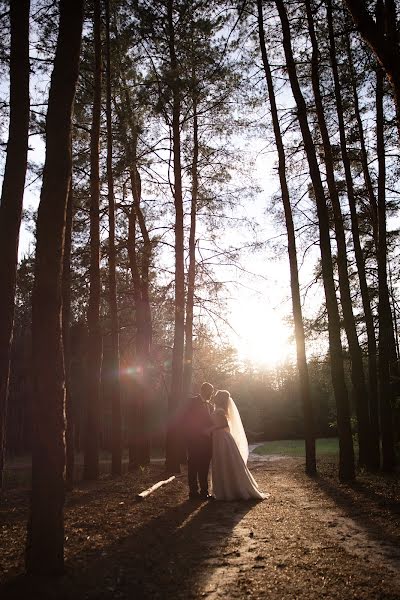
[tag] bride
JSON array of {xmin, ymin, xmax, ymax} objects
[{"xmin": 209, "ymin": 389, "xmax": 266, "ymax": 501}]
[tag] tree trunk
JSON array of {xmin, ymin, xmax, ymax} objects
[
  {"xmin": 129, "ymin": 140, "xmax": 152, "ymax": 467},
  {"xmin": 127, "ymin": 161, "xmax": 151, "ymax": 468},
  {"xmin": 182, "ymin": 92, "xmax": 198, "ymax": 402},
  {"xmin": 344, "ymin": 22, "xmax": 380, "ymax": 466},
  {"xmin": 324, "ymin": 0, "xmax": 375, "ymax": 469},
  {"xmin": 84, "ymin": 0, "xmax": 102, "ymax": 481},
  {"xmin": 63, "ymin": 184, "xmax": 74, "ymax": 487},
  {"xmin": 275, "ymin": 0, "xmax": 355, "ymax": 481},
  {"xmin": 165, "ymin": 0, "xmax": 185, "ymax": 474},
  {"xmin": 105, "ymin": 0, "xmax": 122, "ymax": 477},
  {"xmin": 113, "ymin": 14, "xmax": 154, "ymax": 387},
  {"xmin": 257, "ymin": 0, "xmax": 316, "ymax": 475},
  {"xmin": 113, "ymin": 22, "xmax": 154, "ymax": 467},
  {"xmin": 376, "ymin": 56, "xmax": 396, "ymax": 471},
  {"xmin": 0, "ymin": 0, "xmax": 30, "ymax": 490},
  {"xmin": 126, "ymin": 200, "xmax": 142, "ymax": 470},
  {"xmin": 26, "ymin": 0, "xmax": 83, "ymax": 575}
]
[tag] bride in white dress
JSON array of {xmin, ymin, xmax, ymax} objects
[{"xmin": 209, "ymin": 390, "xmax": 266, "ymax": 501}]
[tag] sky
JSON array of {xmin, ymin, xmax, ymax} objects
[
  {"xmin": 8, "ymin": 2, "xmax": 400, "ymax": 379},
  {"xmin": 223, "ymin": 150, "xmax": 294, "ymax": 366},
  {"xmin": 17, "ymin": 133, "xmax": 300, "ymax": 369},
  {"xmin": 12, "ymin": 9, "xmax": 319, "ymax": 372}
]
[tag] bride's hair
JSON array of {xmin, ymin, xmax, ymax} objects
[{"xmin": 214, "ymin": 389, "xmax": 230, "ymax": 413}]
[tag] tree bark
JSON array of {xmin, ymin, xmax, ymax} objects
[
  {"xmin": 26, "ymin": 0, "xmax": 83, "ymax": 575},
  {"xmin": 84, "ymin": 0, "xmax": 102, "ymax": 481},
  {"xmin": 257, "ymin": 0, "xmax": 316, "ymax": 475},
  {"xmin": 376, "ymin": 53, "xmax": 396, "ymax": 471},
  {"xmin": 127, "ymin": 197, "xmax": 142, "ymax": 470},
  {"xmin": 63, "ymin": 184, "xmax": 74, "ymax": 487},
  {"xmin": 165, "ymin": 0, "xmax": 185, "ymax": 474},
  {"xmin": 182, "ymin": 90, "xmax": 198, "ymax": 402},
  {"xmin": 0, "ymin": 0, "xmax": 30, "ymax": 490},
  {"xmin": 275, "ymin": 0, "xmax": 355, "ymax": 481},
  {"xmin": 105, "ymin": 0, "xmax": 122, "ymax": 477},
  {"xmin": 128, "ymin": 139, "xmax": 152, "ymax": 468},
  {"xmin": 127, "ymin": 159, "xmax": 151, "ymax": 468},
  {"xmin": 113, "ymin": 42, "xmax": 153, "ymax": 468}
]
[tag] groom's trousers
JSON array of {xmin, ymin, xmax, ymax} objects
[{"xmin": 187, "ymin": 437, "xmax": 212, "ymax": 495}]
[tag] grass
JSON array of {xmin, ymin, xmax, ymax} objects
[{"xmin": 253, "ymin": 437, "xmax": 340, "ymax": 457}]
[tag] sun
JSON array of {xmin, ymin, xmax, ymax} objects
[{"xmin": 231, "ymin": 299, "xmax": 294, "ymax": 368}]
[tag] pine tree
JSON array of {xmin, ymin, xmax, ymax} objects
[
  {"xmin": 84, "ymin": 0, "xmax": 103, "ymax": 481},
  {"xmin": 0, "ymin": 0, "xmax": 30, "ymax": 489},
  {"xmin": 26, "ymin": 0, "xmax": 84, "ymax": 575}
]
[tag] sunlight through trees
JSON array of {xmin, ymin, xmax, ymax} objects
[{"xmin": 0, "ymin": 0, "xmax": 399, "ymax": 580}]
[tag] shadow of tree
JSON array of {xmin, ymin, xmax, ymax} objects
[
  {"xmin": 1, "ymin": 496, "xmax": 256, "ymax": 599},
  {"xmin": 312, "ymin": 471, "xmax": 400, "ymax": 551},
  {"xmin": 0, "ymin": 466, "xmax": 168, "ymax": 527}
]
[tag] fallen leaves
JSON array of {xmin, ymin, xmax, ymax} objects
[{"xmin": 0, "ymin": 458, "xmax": 399, "ymax": 599}]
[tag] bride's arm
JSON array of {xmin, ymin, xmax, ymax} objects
[{"xmin": 203, "ymin": 410, "xmax": 228, "ymax": 434}]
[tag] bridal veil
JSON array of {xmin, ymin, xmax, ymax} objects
[{"xmin": 227, "ymin": 396, "xmax": 249, "ymax": 463}]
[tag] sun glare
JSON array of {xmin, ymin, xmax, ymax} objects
[{"xmin": 231, "ymin": 301, "xmax": 294, "ymax": 368}]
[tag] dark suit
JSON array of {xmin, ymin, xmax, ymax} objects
[{"xmin": 183, "ymin": 395, "xmax": 213, "ymax": 495}]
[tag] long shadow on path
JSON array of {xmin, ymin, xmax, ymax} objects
[
  {"xmin": 1, "ymin": 495, "xmax": 256, "ymax": 600},
  {"xmin": 311, "ymin": 471, "xmax": 400, "ymax": 571}
]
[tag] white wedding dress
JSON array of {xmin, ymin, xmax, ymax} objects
[{"xmin": 211, "ymin": 401, "xmax": 266, "ymax": 501}]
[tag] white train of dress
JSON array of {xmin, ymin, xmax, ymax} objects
[{"xmin": 211, "ymin": 424, "xmax": 266, "ymax": 501}]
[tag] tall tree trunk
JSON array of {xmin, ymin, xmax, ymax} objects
[
  {"xmin": 127, "ymin": 190, "xmax": 142, "ymax": 470},
  {"xmin": 127, "ymin": 159, "xmax": 151, "ymax": 468},
  {"xmin": 182, "ymin": 93, "xmax": 198, "ymax": 401},
  {"xmin": 113, "ymin": 15, "xmax": 153, "ymax": 391},
  {"xmin": 376, "ymin": 55, "xmax": 396, "ymax": 471},
  {"xmin": 165, "ymin": 0, "xmax": 185, "ymax": 474},
  {"xmin": 344, "ymin": 22, "xmax": 380, "ymax": 465},
  {"xmin": 257, "ymin": 0, "xmax": 316, "ymax": 475},
  {"xmin": 84, "ymin": 0, "xmax": 102, "ymax": 481},
  {"xmin": 63, "ymin": 184, "xmax": 74, "ymax": 487},
  {"xmin": 26, "ymin": 0, "xmax": 83, "ymax": 575},
  {"xmin": 275, "ymin": 0, "xmax": 355, "ymax": 481},
  {"xmin": 323, "ymin": 0, "xmax": 375, "ymax": 468},
  {"xmin": 113, "ymin": 48, "xmax": 153, "ymax": 467},
  {"xmin": 129, "ymin": 137, "xmax": 152, "ymax": 467},
  {"xmin": 0, "ymin": 0, "xmax": 30, "ymax": 490},
  {"xmin": 105, "ymin": 0, "xmax": 122, "ymax": 477},
  {"xmin": 388, "ymin": 261, "xmax": 400, "ymax": 358}
]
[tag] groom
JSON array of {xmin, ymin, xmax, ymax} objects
[{"xmin": 183, "ymin": 381, "xmax": 214, "ymax": 500}]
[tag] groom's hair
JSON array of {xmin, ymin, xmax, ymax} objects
[{"xmin": 200, "ymin": 381, "xmax": 214, "ymax": 400}]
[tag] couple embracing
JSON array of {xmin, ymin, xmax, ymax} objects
[{"xmin": 183, "ymin": 382, "xmax": 266, "ymax": 502}]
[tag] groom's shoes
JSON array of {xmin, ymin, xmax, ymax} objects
[
  {"xmin": 189, "ymin": 491, "xmax": 201, "ymax": 500},
  {"xmin": 199, "ymin": 492, "xmax": 214, "ymax": 501}
]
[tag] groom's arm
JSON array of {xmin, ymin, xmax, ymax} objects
[{"xmin": 178, "ymin": 397, "xmax": 195, "ymax": 443}]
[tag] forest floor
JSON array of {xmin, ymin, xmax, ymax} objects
[{"xmin": 1, "ymin": 452, "xmax": 400, "ymax": 599}]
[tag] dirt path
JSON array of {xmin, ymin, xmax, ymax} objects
[
  {"xmin": 202, "ymin": 456, "xmax": 400, "ymax": 599},
  {"xmin": 1, "ymin": 456, "xmax": 400, "ymax": 599}
]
